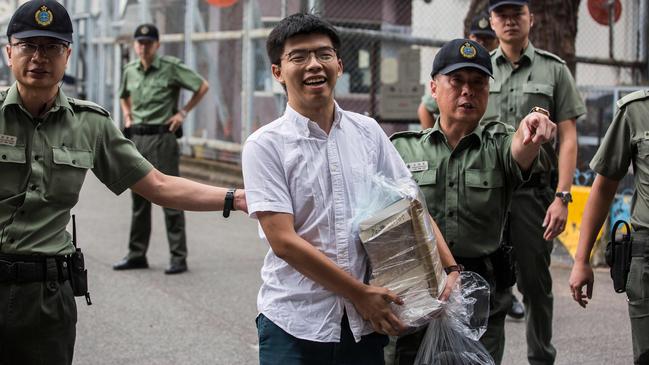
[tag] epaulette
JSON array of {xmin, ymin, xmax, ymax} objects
[
  {"xmin": 123, "ymin": 59, "xmax": 139, "ymax": 69},
  {"xmin": 67, "ymin": 98, "xmax": 110, "ymax": 117},
  {"xmin": 534, "ymin": 48, "xmax": 565, "ymax": 64},
  {"xmin": 483, "ymin": 120, "xmax": 514, "ymax": 137},
  {"xmin": 160, "ymin": 55, "xmax": 182, "ymax": 64},
  {"xmin": 616, "ymin": 90, "xmax": 649, "ymax": 109},
  {"xmin": 389, "ymin": 129, "xmax": 428, "ymax": 141}
]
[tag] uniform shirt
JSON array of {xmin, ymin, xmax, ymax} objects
[
  {"xmin": 0, "ymin": 84, "xmax": 153, "ymax": 255},
  {"xmin": 391, "ymin": 119, "xmax": 527, "ymax": 257},
  {"xmin": 590, "ymin": 90, "xmax": 649, "ymax": 231},
  {"xmin": 119, "ymin": 54, "xmax": 204, "ymax": 125},
  {"xmin": 485, "ymin": 43, "xmax": 586, "ymax": 171},
  {"xmin": 242, "ymin": 103, "xmax": 411, "ymax": 343}
]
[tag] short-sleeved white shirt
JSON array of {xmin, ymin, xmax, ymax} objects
[{"xmin": 242, "ymin": 102, "xmax": 411, "ymax": 342}]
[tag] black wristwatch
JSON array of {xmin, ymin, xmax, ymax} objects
[
  {"xmin": 223, "ymin": 188, "xmax": 236, "ymax": 218},
  {"xmin": 555, "ymin": 191, "xmax": 573, "ymax": 205},
  {"xmin": 444, "ymin": 264, "xmax": 464, "ymax": 275}
]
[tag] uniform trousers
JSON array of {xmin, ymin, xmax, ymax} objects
[
  {"xmin": 128, "ymin": 132, "xmax": 187, "ymax": 263},
  {"xmin": 628, "ymin": 256, "xmax": 649, "ymax": 364},
  {"xmin": 510, "ymin": 187, "xmax": 556, "ymax": 365},
  {"xmin": 0, "ymin": 280, "xmax": 77, "ymax": 365}
]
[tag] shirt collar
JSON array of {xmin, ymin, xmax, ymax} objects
[
  {"xmin": 138, "ymin": 54, "xmax": 161, "ymax": 71},
  {"xmin": 1, "ymin": 82, "xmax": 73, "ymax": 115},
  {"xmin": 284, "ymin": 101, "xmax": 343, "ymax": 138},
  {"xmin": 495, "ymin": 42, "xmax": 536, "ymax": 66},
  {"xmin": 428, "ymin": 116, "xmax": 483, "ymax": 146}
]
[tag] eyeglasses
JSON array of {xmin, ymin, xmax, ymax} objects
[
  {"xmin": 10, "ymin": 42, "xmax": 69, "ymax": 58},
  {"xmin": 283, "ymin": 47, "xmax": 337, "ymax": 65}
]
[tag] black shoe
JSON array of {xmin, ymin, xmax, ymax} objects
[
  {"xmin": 508, "ymin": 295, "xmax": 525, "ymax": 319},
  {"xmin": 164, "ymin": 260, "xmax": 187, "ymax": 275},
  {"xmin": 113, "ymin": 256, "xmax": 149, "ymax": 270}
]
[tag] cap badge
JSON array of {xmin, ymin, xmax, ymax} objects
[
  {"xmin": 35, "ymin": 6, "xmax": 53, "ymax": 27},
  {"xmin": 459, "ymin": 42, "xmax": 477, "ymax": 59},
  {"xmin": 478, "ymin": 18, "xmax": 489, "ymax": 29},
  {"xmin": 141, "ymin": 26, "xmax": 149, "ymax": 34}
]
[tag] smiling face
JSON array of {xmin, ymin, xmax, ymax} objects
[
  {"xmin": 490, "ymin": 5, "xmax": 533, "ymax": 45},
  {"xmin": 432, "ymin": 68, "xmax": 489, "ymax": 126},
  {"xmin": 271, "ymin": 33, "xmax": 342, "ymax": 116},
  {"xmin": 6, "ymin": 36, "xmax": 71, "ymax": 93}
]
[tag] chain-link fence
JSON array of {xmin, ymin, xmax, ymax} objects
[{"xmin": 0, "ymin": 0, "xmax": 647, "ymax": 165}]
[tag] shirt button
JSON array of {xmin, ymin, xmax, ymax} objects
[
  {"xmin": 1, "ymin": 155, "xmax": 6, "ymax": 160},
  {"xmin": 72, "ymin": 159, "xmax": 77, "ymax": 164},
  {"xmin": 483, "ymin": 181, "xmax": 488, "ymax": 186},
  {"xmin": 448, "ymin": 211, "xmax": 454, "ymax": 217},
  {"xmin": 510, "ymin": 88, "xmax": 514, "ymax": 92},
  {"xmin": 30, "ymin": 184, "xmax": 37, "ymax": 191},
  {"xmin": 34, "ymin": 155, "xmax": 40, "ymax": 161},
  {"xmin": 509, "ymin": 108, "xmax": 514, "ymax": 112},
  {"xmin": 9, "ymin": 238, "xmax": 15, "ymax": 244},
  {"xmin": 449, "ymin": 182, "xmax": 454, "ymax": 187}
]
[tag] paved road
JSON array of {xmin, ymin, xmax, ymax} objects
[{"xmin": 72, "ymin": 174, "xmax": 632, "ymax": 364}]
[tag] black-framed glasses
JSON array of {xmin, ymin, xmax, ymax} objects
[
  {"xmin": 10, "ymin": 42, "xmax": 69, "ymax": 58},
  {"xmin": 283, "ymin": 47, "xmax": 337, "ymax": 65}
]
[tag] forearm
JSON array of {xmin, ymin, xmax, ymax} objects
[
  {"xmin": 574, "ymin": 174, "xmax": 618, "ymax": 264},
  {"xmin": 511, "ymin": 130, "xmax": 539, "ymax": 171},
  {"xmin": 556, "ymin": 120, "xmax": 578, "ymax": 192},
  {"xmin": 429, "ymin": 215, "xmax": 457, "ymax": 267},
  {"xmin": 181, "ymin": 81, "xmax": 209, "ymax": 114},
  {"xmin": 418, "ymin": 103, "xmax": 435, "ymax": 129},
  {"xmin": 131, "ymin": 169, "xmax": 242, "ymax": 211},
  {"xmin": 119, "ymin": 98, "xmax": 132, "ymax": 124}
]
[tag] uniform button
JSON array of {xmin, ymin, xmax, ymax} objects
[
  {"xmin": 448, "ymin": 211, "xmax": 454, "ymax": 217},
  {"xmin": 1, "ymin": 155, "xmax": 6, "ymax": 160},
  {"xmin": 30, "ymin": 184, "xmax": 37, "ymax": 191},
  {"xmin": 483, "ymin": 181, "xmax": 488, "ymax": 186},
  {"xmin": 34, "ymin": 155, "xmax": 40, "ymax": 161},
  {"xmin": 449, "ymin": 182, "xmax": 454, "ymax": 187},
  {"xmin": 47, "ymin": 281, "xmax": 58, "ymax": 291},
  {"xmin": 510, "ymin": 88, "xmax": 514, "ymax": 92},
  {"xmin": 72, "ymin": 159, "xmax": 77, "ymax": 164},
  {"xmin": 509, "ymin": 108, "xmax": 514, "ymax": 112},
  {"xmin": 9, "ymin": 238, "xmax": 15, "ymax": 243}
]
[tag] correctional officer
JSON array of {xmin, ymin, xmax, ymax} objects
[
  {"xmin": 391, "ymin": 38, "xmax": 556, "ymax": 365},
  {"xmin": 418, "ymin": 12, "xmax": 498, "ymax": 129},
  {"xmin": 486, "ymin": 1, "xmax": 586, "ymax": 363},
  {"xmin": 569, "ymin": 90, "xmax": 649, "ymax": 365},
  {"xmin": 0, "ymin": 1, "xmax": 244, "ymax": 364},
  {"xmin": 113, "ymin": 23, "xmax": 209, "ymax": 275}
]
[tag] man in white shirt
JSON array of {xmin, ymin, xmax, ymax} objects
[{"xmin": 242, "ymin": 13, "xmax": 460, "ymax": 364}]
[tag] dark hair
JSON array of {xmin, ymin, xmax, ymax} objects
[{"xmin": 266, "ymin": 13, "xmax": 341, "ymax": 66}]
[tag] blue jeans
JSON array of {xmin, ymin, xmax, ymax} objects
[{"xmin": 257, "ymin": 313, "xmax": 388, "ymax": 365}]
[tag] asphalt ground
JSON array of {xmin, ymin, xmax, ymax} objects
[{"xmin": 71, "ymin": 174, "xmax": 633, "ymax": 364}]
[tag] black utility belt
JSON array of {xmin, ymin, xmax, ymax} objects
[
  {"xmin": 520, "ymin": 170, "xmax": 558, "ymax": 189},
  {"xmin": 131, "ymin": 124, "xmax": 172, "ymax": 135},
  {"xmin": 0, "ymin": 254, "xmax": 70, "ymax": 283}
]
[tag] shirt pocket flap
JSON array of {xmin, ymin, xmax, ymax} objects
[
  {"xmin": 413, "ymin": 169, "xmax": 437, "ymax": 185},
  {"xmin": 523, "ymin": 83, "xmax": 553, "ymax": 96},
  {"xmin": 489, "ymin": 81, "xmax": 501, "ymax": 93},
  {"xmin": 52, "ymin": 147, "xmax": 94, "ymax": 169},
  {"xmin": 0, "ymin": 145, "xmax": 27, "ymax": 164},
  {"xmin": 465, "ymin": 169, "xmax": 504, "ymax": 188}
]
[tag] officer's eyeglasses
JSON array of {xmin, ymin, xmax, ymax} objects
[
  {"xmin": 283, "ymin": 47, "xmax": 337, "ymax": 65},
  {"xmin": 11, "ymin": 42, "xmax": 69, "ymax": 58}
]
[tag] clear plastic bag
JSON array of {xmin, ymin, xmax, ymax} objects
[
  {"xmin": 414, "ymin": 271, "xmax": 493, "ymax": 365},
  {"xmin": 352, "ymin": 175, "xmax": 445, "ymax": 328}
]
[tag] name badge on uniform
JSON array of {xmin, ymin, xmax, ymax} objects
[
  {"xmin": 0, "ymin": 134, "xmax": 17, "ymax": 147},
  {"xmin": 406, "ymin": 161, "xmax": 428, "ymax": 172},
  {"xmin": 644, "ymin": 131, "xmax": 649, "ymax": 140}
]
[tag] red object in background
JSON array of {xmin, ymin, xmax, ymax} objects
[
  {"xmin": 205, "ymin": 0, "xmax": 239, "ymax": 8},
  {"xmin": 587, "ymin": 0, "xmax": 622, "ymax": 26}
]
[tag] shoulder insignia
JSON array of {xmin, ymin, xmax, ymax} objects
[
  {"xmin": 67, "ymin": 98, "xmax": 110, "ymax": 117},
  {"xmin": 483, "ymin": 120, "xmax": 515, "ymax": 137},
  {"xmin": 534, "ymin": 48, "xmax": 565, "ymax": 64},
  {"xmin": 161, "ymin": 55, "xmax": 182, "ymax": 64},
  {"xmin": 616, "ymin": 90, "xmax": 649, "ymax": 109},
  {"xmin": 389, "ymin": 129, "xmax": 428, "ymax": 141}
]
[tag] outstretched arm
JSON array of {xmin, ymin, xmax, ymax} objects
[
  {"xmin": 130, "ymin": 168, "xmax": 247, "ymax": 213},
  {"xmin": 568, "ymin": 174, "xmax": 619, "ymax": 308},
  {"xmin": 257, "ymin": 211, "xmax": 406, "ymax": 336},
  {"xmin": 510, "ymin": 111, "xmax": 557, "ymax": 171}
]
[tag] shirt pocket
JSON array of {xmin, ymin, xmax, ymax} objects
[
  {"xmin": 464, "ymin": 169, "xmax": 505, "ymax": 221},
  {"xmin": 47, "ymin": 147, "xmax": 94, "ymax": 205},
  {"xmin": 0, "ymin": 145, "xmax": 27, "ymax": 198},
  {"xmin": 522, "ymin": 83, "xmax": 554, "ymax": 117},
  {"xmin": 412, "ymin": 169, "xmax": 437, "ymax": 186},
  {"xmin": 635, "ymin": 140, "xmax": 649, "ymax": 178}
]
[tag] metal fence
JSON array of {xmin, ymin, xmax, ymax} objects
[{"xmin": 0, "ymin": 0, "xmax": 647, "ymax": 166}]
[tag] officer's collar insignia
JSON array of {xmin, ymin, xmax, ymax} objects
[
  {"xmin": 141, "ymin": 26, "xmax": 149, "ymax": 34},
  {"xmin": 478, "ymin": 18, "xmax": 489, "ymax": 29},
  {"xmin": 460, "ymin": 42, "xmax": 477, "ymax": 59},
  {"xmin": 35, "ymin": 6, "xmax": 53, "ymax": 27}
]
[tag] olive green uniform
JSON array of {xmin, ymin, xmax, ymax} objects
[
  {"xmin": 590, "ymin": 90, "xmax": 649, "ymax": 364},
  {"xmin": 391, "ymin": 119, "xmax": 530, "ymax": 364},
  {"xmin": 119, "ymin": 54, "xmax": 204, "ymax": 265},
  {"xmin": 485, "ymin": 43, "xmax": 586, "ymax": 365},
  {"xmin": 0, "ymin": 84, "xmax": 152, "ymax": 364}
]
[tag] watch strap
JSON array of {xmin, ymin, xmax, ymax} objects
[
  {"xmin": 444, "ymin": 264, "xmax": 464, "ymax": 275},
  {"xmin": 223, "ymin": 188, "xmax": 236, "ymax": 218}
]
